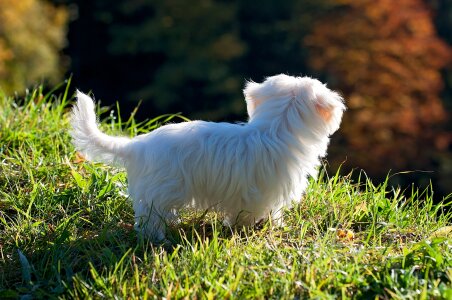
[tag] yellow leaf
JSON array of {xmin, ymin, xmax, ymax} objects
[
  {"xmin": 337, "ymin": 229, "xmax": 355, "ymax": 241},
  {"xmin": 430, "ymin": 226, "xmax": 452, "ymax": 238}
]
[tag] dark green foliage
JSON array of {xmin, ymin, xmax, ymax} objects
[{"xmin": 60, "ymin": 0, "xmax": 334, "ymax": 121}]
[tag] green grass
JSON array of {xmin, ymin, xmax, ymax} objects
[{"xmin": 0, "ymin": 84, "xmax": 451, "ymax": 299}]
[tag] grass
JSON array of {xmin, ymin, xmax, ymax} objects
[{"xmin": 0, "ymin": 84, "xmax": 451, "ymax": 299}]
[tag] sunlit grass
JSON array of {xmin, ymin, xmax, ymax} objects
[{"xmin": 0, "ymin": 84, "xmax": 451, "ymax": 299}]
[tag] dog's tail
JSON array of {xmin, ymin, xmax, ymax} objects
[{"xmin": 70, "ymin": 91, "xmax": 131, "ymax": 166}]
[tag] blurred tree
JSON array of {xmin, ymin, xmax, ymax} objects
[
  {"xmin": 429, "ymin": 0, "xmax": 452, "ymax": 193},
  {"xmin": 64, "ymin": 0, "xmax": 246, "ymax": 120},
  {"xmin": 59, "ymin": 0, "xmax": 333, "ymax": 121},
  {"xmin": 0, "ymin": 0, "xmax": 68, "ymax": 94},
  {"xmin": 305, "ymin": 0, "xmax": 451, "ymax": 181},
  {"xmin": 111, "ymin": 0, "xmax": 246, "ymax": 120},
  {"xmin": 237, "ymin": 0, "xmax": 325, "ymax": 79}
]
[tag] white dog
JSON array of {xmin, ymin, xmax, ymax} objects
[{"xmin": 70, "ymin": 74, "xmax": 345, "ymax": 241}]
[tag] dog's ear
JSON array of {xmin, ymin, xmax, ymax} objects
[
  {"xmin": 244, "ymin": 75, "xmax": 296, "ymax": 118},
  {"xmin": 311, "ymin": 84, "xmax": 346, "ymax": 132},
  {"xmin": 243, "ymin": 81, "xmax": 261, "ymax": 103},
  {"xmin": 314, "ymin": 100, "xmax": 335, "ymax": 123},
  {"xmin": 243, "ymin": 81, "xmax": 263, "ymax": 118}
]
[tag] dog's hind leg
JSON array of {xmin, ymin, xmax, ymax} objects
[
  {"xmin": 132, "ymin": 181, "xmax": 186, "ymax": 242},
  {"xmin": 133, "ymin": 200, "xmax": 170, "ymax": 242}
]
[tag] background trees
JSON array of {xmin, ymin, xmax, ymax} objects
[
  {"xmin": 57, "ymin": 0, "xmax": 332, "ymax": 121},
  {"xmin": 304, "ymin": 0, "xmax": 451, "ymax": 189},
  {"xmin": 0, "ymin": 0, "xmax": 68, "ymax": 94}
]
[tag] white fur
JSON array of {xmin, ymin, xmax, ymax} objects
[{"xmin": 70, "ymin": 74, "xmax": 346, "ymax": 241}]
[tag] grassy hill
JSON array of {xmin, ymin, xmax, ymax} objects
[{"xmin": 0, "ymin": 85, "xmax": 451, "ymax": 299}]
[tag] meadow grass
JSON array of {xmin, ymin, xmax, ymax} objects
[{"xmin": 0, "ymin": 84, "xmax": 451, "ymax": 299}]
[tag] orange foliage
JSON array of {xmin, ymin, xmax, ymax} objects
[
  {"xmin": 305, "ymin": 0, "xmax": 451, "ymax": 174},
  {"xmin": 0, "ymin": 0, "xmax": 68, "ymax": 93}
]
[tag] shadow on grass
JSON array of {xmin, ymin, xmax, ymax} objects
[
  {"xmin": 1, "ymin": 212, "xmax": 262, "ymax": 299},
  {"xmin": 1, "ymin": 220, "xmax": 138, "ymax": 299}
]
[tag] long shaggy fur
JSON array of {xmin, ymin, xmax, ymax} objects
[{"xmin": 70, "ymin": 74, "xmax": 346, "ymax": 241}]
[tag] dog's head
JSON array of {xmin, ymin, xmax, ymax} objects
[{"xmin": 244, "ymin": 74, "xmax": 346, "ymax": 135}]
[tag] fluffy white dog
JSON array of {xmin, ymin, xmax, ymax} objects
[{"xmin": 70, "ymin": 74, "xmax": 345, "ymax": 241}]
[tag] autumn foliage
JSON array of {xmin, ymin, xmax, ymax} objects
[
  {"xmin": 0, "ymin": 0, "xmax": 68, "ymax": 94},
  {"xmin": 305, "ymin": 0, "xmax": 451, "ymax": 177}
]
